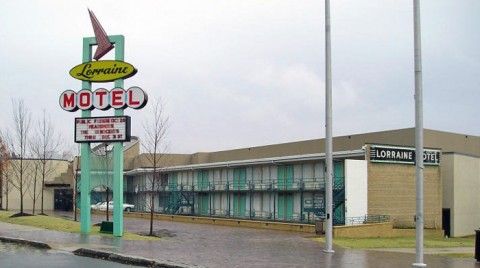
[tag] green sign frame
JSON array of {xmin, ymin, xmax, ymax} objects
[{"xmin": 80, "ymin": 35, "xmax": 126, "ymax": 237}]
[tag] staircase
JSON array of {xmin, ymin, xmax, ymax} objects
[
  {"xmin": 332, "ymin": 176, "xmax": 345, "ymax": 225},
  {"xmin": 166, "ymin": 190, "xmax": 194, "ymax": 215},
  {"xmin": 306, "ymin": 176, "xmax": 345, "ymax": 225},
  {"xmin": 312, "ymin": 192, "xmax": 326, "ymax": 218}
]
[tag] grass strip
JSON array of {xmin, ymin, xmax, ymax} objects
[
  {"xmin": 436, "ymin": 253, "xmax": 474, "ymax": 259},
  {"xmin": 0, "ymin": 210, "xmax": 159, "ymax": 241},
  {"xmin": 315, "ymin": 236, "xmax": 474, "ymax": 249}
]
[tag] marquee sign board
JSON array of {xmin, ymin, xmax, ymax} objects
[
  {"xmin": 370, "ymin": 145, "xmax": 441, "ymax": 166},
  {"xmin": 75, "ymin": 116, "xmax": 131, "ymax": 143}
]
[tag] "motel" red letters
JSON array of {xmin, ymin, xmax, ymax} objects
[{"xmin": 59, "ymin": 86, "xmax": 148, "ymax": 112}]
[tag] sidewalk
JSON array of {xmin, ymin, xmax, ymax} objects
[
  {"xmin": 0, "ymin": 221, "xmax": 196, "ymax": 268},
  {"xmin": 0, "ymin": 212, "xmax": 478, "ymax": 268}
]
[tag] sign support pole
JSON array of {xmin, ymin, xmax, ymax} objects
[
  {"xmin": 80, "ymin": 37, "xmax": 96, "ymax": 234},
  {"xmin": 79, "ymin": 35, "xmax": 126, "ymax": 237},
  {"xmin": 111, "ymin": 35, "xmax": 125, "ymax": 237}
]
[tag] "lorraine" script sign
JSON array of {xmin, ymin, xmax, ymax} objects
[{"xmin": 70, "ymin": 60, "xmax": 137, "ymax": 82}]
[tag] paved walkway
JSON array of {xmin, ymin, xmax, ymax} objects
[{"xmin": 0, "ymin": 211, "xmax": 478, "ymax": 268}]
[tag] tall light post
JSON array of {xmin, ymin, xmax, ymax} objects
[
  {"xmin": 0, "ymin": 157, "xmax": 3, "ymax": 210},
  {"xmin": 324, "ymin": 0, "xmax": 334, "ymax": 253},
  {"xmin": 413, "ymin": 0, "xmax": 426, "ymax": 267}
]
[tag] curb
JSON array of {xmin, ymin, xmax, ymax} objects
[
  {"xmin": 73, "ymin": 248, "xmax": 202, "ymax": 268},
  {"xmin": 0, "ymin": 236, "xmax": 202, "ymax": 268},
  {"xmin": 0, "ymin": 236, "xmax": 51, "ymax": 249}
]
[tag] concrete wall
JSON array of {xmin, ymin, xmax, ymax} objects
[
  {"xmin": 443, "ymin": 153, "xmax": 480, "ymax": 237},
  {"xmin": 345, "ymin": 160, "xmax": 368, "ymax": 223},
  {"xmin": 2, "ymin": 159, "xmax": 71, "ymax": 212}
]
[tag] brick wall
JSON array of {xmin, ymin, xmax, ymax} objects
[
  {"xmin": 334, "ymin": 222, "xmax": 444, "ymax": 238},
  {"xmin": 367, "ymin": 162, "xmax": 442, "ymax": 229}
]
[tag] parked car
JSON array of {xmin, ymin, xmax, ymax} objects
[
  {"xmin": 90, "ymin": 201, "xmax": 134, "ymax": 212},
  {"xmin": 90, "ymin": 202, "xmax": 103, "ymax": 210}
]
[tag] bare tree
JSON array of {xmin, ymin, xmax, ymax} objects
[
  {"xmin": 87, "ymin": 143, "xmax": 114, "ymax": 222},
  {"xmin": 1, "ymin": 169, "xmax": 13, "ymax": 210},
  {"xmin": 26, "ymin": 161, "xmax": 41, "ymax": 214},
  {"xmin": 98, "ymin": 143, "xmax": 113, "ymax": 222},
  {"xmin": 4, "ymin": 99, "xmax": 32, "ymax": 214},
  {"xmin": 30, "ymin": 109, "xmax": 63, "ymax": 215},
  {"xmin": 142, "ymin": 98, "xmax": 170, "ymax": 236},
  {"xmin": 67, "ymin": 145, "xmax": 81, "ymax": 222},
  {"xmin": 0, "ymin": 136, "xmax": 10, "ymax": 210}
]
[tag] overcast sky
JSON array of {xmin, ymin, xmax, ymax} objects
[{"xmin": 0, "ymin": 0, "xmax": 478, "ymax": 154}]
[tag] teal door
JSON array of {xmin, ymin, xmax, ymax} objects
[
  {"xmin": 197, "ymin": 170, "xmax": 208, "ymax": 191},
  {"xmin": 198, "ymin": 193, "xmax": 209, "ymax": 215},
  {"xmin": 233, "ymin": 193, "xmax": 246, "ymax": 217},
  {"xmin": 278, "ymin": 193, "xmax": 293, "ymax": 220},
  {"xmin": 168, "ymin": 173, "xmax": 178, "ymax": 190},
  {"xmin": 233, "ymin": 168, "xmax": 246, "ymax": 190},
  {"xmin": 278, "ymin": 165, "xmax": 293, "ymax": 190},
  {"xmin": 232, "ymin": 168, "xmax": 247, "ymax": 217}
]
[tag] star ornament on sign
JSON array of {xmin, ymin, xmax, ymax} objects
[{"xmin": 88, "ymin": 9, "xmax": 114, "ymax": 60}]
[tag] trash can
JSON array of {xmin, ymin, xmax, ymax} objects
[
  {"xmin": 315, "ymin": 219, "xmax": 324, "ymax": 235},
  {"xmin": 100, "ymin": 221, "xmax": 113, "ymax": 234},
  {"xmin": 475, "ymin": 229, "xmax": 480, "ymax": 262}
]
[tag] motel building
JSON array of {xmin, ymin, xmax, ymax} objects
[{"xmin": 2, "ymin": 128, "xmax": 478, "ymax": 237}]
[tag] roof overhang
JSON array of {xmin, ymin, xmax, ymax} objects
[{"xmin": 124, "ymin": 149, "xmax": 365, "ymax": 176}]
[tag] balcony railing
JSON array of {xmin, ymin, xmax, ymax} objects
[{"xmin": 125, "ymin": 177, "xmax": 342, "ymax": 193}]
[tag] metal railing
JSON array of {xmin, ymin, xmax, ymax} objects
[
  {"xmin": 125, "ymin": 177, "xmax": 337, "ymax": 193},
  {"xmin": 345, "ymin": 214, "xmax": 391, "ymax": 225}
]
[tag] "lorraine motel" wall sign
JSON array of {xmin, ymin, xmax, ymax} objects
[{"xmin": 370, "ymin": 145, "xmax": 441, "ymax": 165}]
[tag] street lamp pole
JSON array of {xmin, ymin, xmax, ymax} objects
[
  {"xmin": 0, "ymin": 158, "xmax": 3, "ymax": 210},
  {"xmin": 324, "ymin": 0, "xmax": 334, "ymax": 254},
  {"xmin": 413, "ymin": 0, "xmax": 426, "ymax": 267}
]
